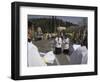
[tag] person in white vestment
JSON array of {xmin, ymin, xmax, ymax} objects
[
  {"xmin": 70, "ymin": 45, "xmax": 87, "ymax": 64},
  {"xmin": 27, "ymin": 21, "xmax": 47, "ymax": 66},
  {"xmin": 70, "ymin": 36, "xmax": 88, "ymax": 64}
]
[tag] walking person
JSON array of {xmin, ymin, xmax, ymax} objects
[
  {"xmin": 54, "ymin": 34, "xmax": 63, "ymax": 55},
  {"xmin": 63, "ymin": 35, "xmax": 70, "ymax": 55}
]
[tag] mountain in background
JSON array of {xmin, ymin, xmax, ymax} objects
[{"xmin": 29, "ymin": 18, "xmax": 79, "ymax": 33}]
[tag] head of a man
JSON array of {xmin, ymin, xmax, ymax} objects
[
  {"xmin": 64, "ymin": 35, "xmax": 68, "ymax": 39},
  {"xmin": 28, "ymin": 21, "xmax": 34, "ymax": 41}
]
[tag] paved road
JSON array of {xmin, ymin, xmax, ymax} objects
[{"xmin": 55, "ymin": 54, "xmax": 69, "ymax": 65}]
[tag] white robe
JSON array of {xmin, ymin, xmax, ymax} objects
[
  {"xmin": 70, "ymin": 45, "xmax": 88, "ymax": 64},
  {"xmin": 80, "ymin": 46, "xmax": 88, "ymax": 64},
  {"xmin": 27, "ymin": 42, "xmax": 47, "ymax": 66}
]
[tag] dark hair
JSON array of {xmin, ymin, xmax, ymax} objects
[
  {"xmin": 28, "ymin": 21, "xmax": 33, "ymax": 29},
  {"xmin": 81, "ymin": 36, "xmax": 88, "ymax": 48}
]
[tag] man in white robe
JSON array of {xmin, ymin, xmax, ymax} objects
[
  {"xmin": 27, "ymin": 21, "xmax": 47, "ymax": 66},
  {"xmin": 70, "ymin": 44, "xmax": 88, "ymax": 64}
]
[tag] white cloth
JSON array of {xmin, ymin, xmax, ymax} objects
[
  {"xmin": 43, "ymin": 51, "xmax": 56, "ymax": 64},
  {"xmin": 63, "ymin": 38, "xmax": 69, "ymax": 49},
  {"xmin": 28, "ymin": 42, "xmax": 47, "ymax": 66},
  {"xmin": 55, "ymin": 37, "xmax": 62, "ymax": 48},
  {"xmin": 73, "ymin": 44, "xmax": 81, "ymax": 51}
]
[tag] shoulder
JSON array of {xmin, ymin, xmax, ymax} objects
[
  {"xmin": 77, "ymin": 46, "xmax": 87, "ymax": 53},
  {"xmin": 81, "ymin": 46, "xmax": 87, "ymax": 52},
  {"xmin": 32, "ymin": 44, "xmax": 38, "ymax": 50},
  {"xmin": 28, "ymin": 42, "xmax": 38, "ymax": 50}
]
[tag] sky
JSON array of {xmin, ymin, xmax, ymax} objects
[{"xmin": 28, "ymin": 15, "xmax": 87, "ymax": 24}]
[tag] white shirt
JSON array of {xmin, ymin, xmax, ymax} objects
[
  {"xmin": 63, "ymin": 38, "xmax": 69, "ymax": 49},
  {"xmin": 55, "ymin": 37, "xmax": 62, "ymax": 48},
  {"xmin": 28, "ymin": 42, "xmax": 47, "ymax": 66}
]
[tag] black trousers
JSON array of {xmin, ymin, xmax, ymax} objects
[
  {"xmin": 54, "ymin": 47, "xmax": 62, "ymax": 55},
  {"xmin": 63, "ymin": 49, "xmax": 69, "ymax": 55}
]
